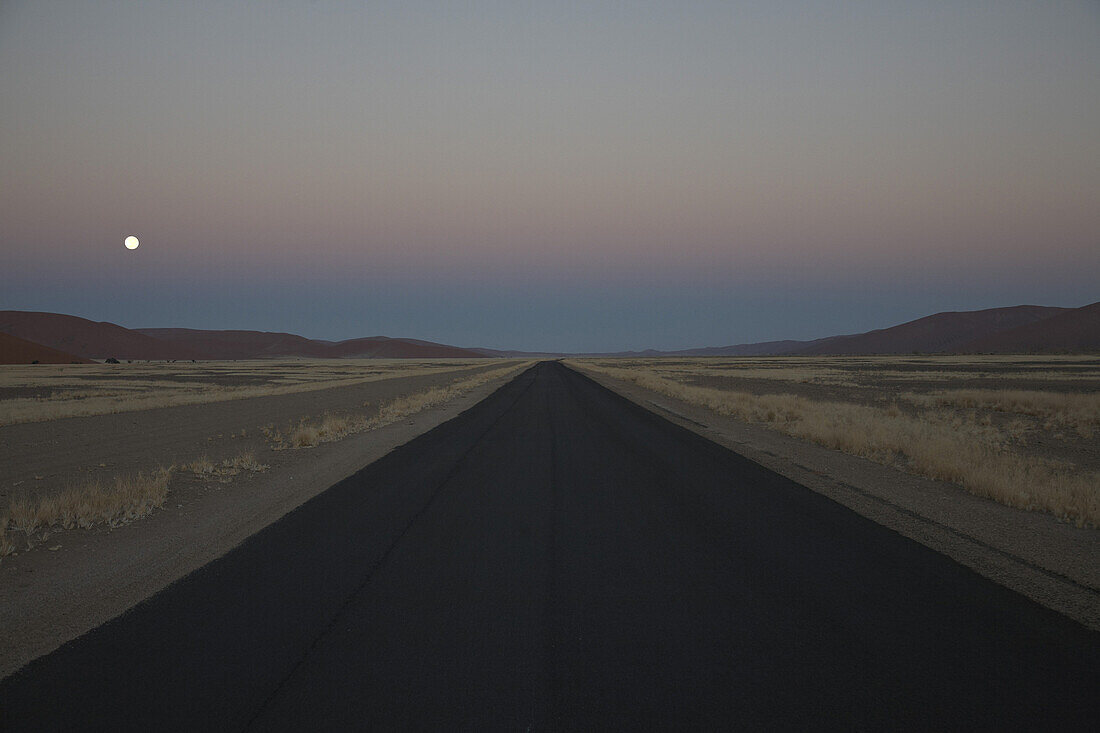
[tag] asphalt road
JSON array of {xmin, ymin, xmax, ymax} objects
[{"xmin": 2, "ymin": 361, "xmax": 1097, "ymax": 730}]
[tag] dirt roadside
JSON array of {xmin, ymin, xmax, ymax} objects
[
  {"xmin": 1, "ymin": 362, "xmax": 505, "ymax": 505},
  {"xmin": 571, "ymin": 363, "xmax": 1100, "ymax": 631},
  {"xmin": 0, "ymin": 364, "xmax": 526, "ymax": 678}
]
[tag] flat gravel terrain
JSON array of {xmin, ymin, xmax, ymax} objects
[{"xmin": 2, "ymin": 362, "xmax": 1097, "ymax": 730}]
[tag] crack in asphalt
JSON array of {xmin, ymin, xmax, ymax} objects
[{"xmin": 243, "ymin": 370, "xmax": 539, "ymax": 730}]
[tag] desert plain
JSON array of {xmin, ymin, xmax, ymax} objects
[
  {"xmin": 1, "ymin": 354, "xmax": 1097, "ymax": 677},
  {"xmin": 570, "ymin": 355, "xmax": 1100, "ymax": 626},
  {"xmin": 571, "ymin": 355, "xmax": 1100, "ymax": 524},
  {"xmin": 0, "ymin": 358, "xmax": 530, "ymax": 675}
]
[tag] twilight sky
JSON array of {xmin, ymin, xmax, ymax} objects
[{"xmin": 1, "ymin": 1, "xmax": 1097, "ymax": 352}]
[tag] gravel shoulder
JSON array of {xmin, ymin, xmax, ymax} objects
[
  {"xmin": 2, "ymin": 362, "xmax": 1095, "ymax": 730},
  {"xmin": 573, "ymin": 363, "xmax": 1100, "ymax": 631},
  {"xmin": 0, "ymin": 364, "xmax": 521, "ymax": 678},
  {"xmin": 1, "ymin": 363, "xmax": 503, "ymax": 505}
]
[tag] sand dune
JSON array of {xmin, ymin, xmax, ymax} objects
[
  {"xmin": 324, "ymin": 336, "xmax": 488, "ymax": 359},
  {"xmin": 0, "ymin": 332, "xmax": 94, "ymax": 364},
  {"xmin": 646, "ymin": 304, "xmax": 1079, "ymax": 357},
  {"xmin": 3, "ymin": 302, "xmax": 1096, "ymax": 361},
  {"xmin": 796, "ymin": 305, "xmax": 1068, "ymax": 355},
  {"xmin": 135, "ymin": 328, "xmax": 330, "ymax": 360},
  {"xmin": 139, "ymin": 328, "xmax": 489, "ymax": 359},
  {"xmin": 0, "ymin": 312, "xmax": 204, "ymax": 361},
  {"xmin": 959, "ymin": 301, "xmax": 1100, "ymax": 353},
  {"xmin": 0, "ymin": 312, "xmax": 491, "ymax": 361}
]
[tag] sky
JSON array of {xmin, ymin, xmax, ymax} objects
[{"xmin": 1, "ymin": 1, "xmax": 1097, "ymax": 352}]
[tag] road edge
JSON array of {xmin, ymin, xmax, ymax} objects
[
  {"xmin": 0, "ymin": 366, "xmax": 531, "ymax": 679},
  {"xmin": 565, "ymin": 361, "xmax": 1100, "ymax": 631}
]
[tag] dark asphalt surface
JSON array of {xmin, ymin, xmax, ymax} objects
[{"xmin": 2, "ymin": 361, "xmax": 1097, "ymax": 730}]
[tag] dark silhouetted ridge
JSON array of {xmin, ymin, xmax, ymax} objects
[
  {"xmin": 958, "ymin": 301, "xmax": 1100, "ymax": 353},
  {"xmin": 795, "ymin": 305, "xmax": 1069, "ymax": 355},
  {"xmin": 0, "ymin": 331, "xmax": 95, "ymax": 364},
  {"xmin": 136, "ymin": 328, "xmax": 331, "ymax": 360},
  {"xmin": 0, "ymin": 312, "xmax": 492, "ymax": 361},
  {"xmin": 0, "ymin": 311, "xmax": 208, "ymax": 361},
  {"xmin": 139, "ymin": 328, "xmax": 489, "ymax": 359}
]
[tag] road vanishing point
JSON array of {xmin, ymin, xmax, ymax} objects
[{"xmin": 1, "ymin": 362, "xmax": 1097, "ymax": 730}]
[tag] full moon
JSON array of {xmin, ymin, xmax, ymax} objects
[{"xmin": 124, "ymin": 235, "xmax": 139, "ymax": 250}]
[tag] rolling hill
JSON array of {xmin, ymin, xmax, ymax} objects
[
  {"xmin": 0, "ymin": 312, "xmax": 491, "ymax": 361},
  {"xmin": 0, "ymin": 311, "xmax": 208, "ymax": 361},
  {"xmin": 670, "ymin": 338, "xmax": 833, "ymax": 357},
  {"xmin": 138, "ymin": 329, "xmax": 489, "ymax": 359},
  {"xmin": 2, "ymin": 301, "xmax": 1096, "ymax": 362},
  {"xmin": 0, "ymin": 331, "xmax": 95, "ymax": 364},
  {"xmin": 593, "ymin": 304, "xmax": 1090, "ymax": 357},
  {"xmin": 135, "ymin": 328, "xmax": 330, "ymax": 360},
  {"xmin": 794, "ymin": 305, "xmax": 1070, "ymax": 355},
  {"xmin": 322, "ymin": 336, "xmax": 491, "ymax": 359},
  {"xmin": 958, "ymin": 301, "xmax": 1100, "ymax": 353}
]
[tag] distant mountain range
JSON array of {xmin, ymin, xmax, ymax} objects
[
  {"xmin": 0, "ymin": 301, "xmax": 1097, "ymax": 364},
  {"xmin": 136, "ymin": 328, "xmax": 485, "ymax": 360},
  {"xmin": 0, "ymin": 331, "xmax": 95, "ymax": 364},
  {"xmin": 958, "ymin": 302, "xmax": 1100, "ymax": 354},
  {"xmin": 636, "ymin": 303, "xmax": 1097, "ymax": 357},
  {"xmin": 794, "ymin": 305, "xmax": 1069, "ymax": 356},
  {"xmin": 0, "ymin": 312, "xmax": 488, "ymax": 363}
]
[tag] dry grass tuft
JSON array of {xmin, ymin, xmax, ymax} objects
[
  {"xmin": 8, "ymin": 497, "xmax": 40, "ymax": 550},
  {"xmin": 292, "ymin": 423, "xmax": 322, "ymax": 448},
  {"xmin": 2, "ymin": 468, "xmax": 172, "ymax": 553},
  {"xmin": 184, "ymin": 452, "xmax": 268, "ymax": 479},
  {"xmin": 905, "ymin": 389, "xmax": 1100, "ymax": 439},
  {"xmin": 0, "ymin": 522, "xmax": 13, "ymax": 560},
  {"xmin": 271, "ymin": 362, "xmax": 533, "ymax": 450},
  {"xmin": 0, "ymin": 359, "xmax": 504, "ymax": 426},
  {"xmin": 221, "ymin": 452, "xmax": 267, "ymax": 472},
  {"xmin": 184, "ymin": 456, "xmax": 216, "ymax": 476},
  {"xmin": 577, "ymin": 363, "xmax": 1100, "ymax": 527},
  {"xmin": 0, "ymin": 449, "xmax": 274, "ymax": 561}
]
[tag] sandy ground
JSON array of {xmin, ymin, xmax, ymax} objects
[
  {"xmin": 0, "ymin": 359, "xmax": 497, "ymax": 426},
  {"xmin": 4, "ymin": 362, "xmax": 1096, "ymax": 730},
  {"xmin": 1, "ymin": 362, "xmax": 503, "ymax": 505},
  {"xmin": 574, "ymin": 364, "xmax": 1100, "ymax": 631},
  {"xmin": 671, "ymin": 355, "xmax": 1100, "ymax": 473},
  {"xmin": 0, "ymin": 363, "xmax": 521, "ymax": 678}
]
